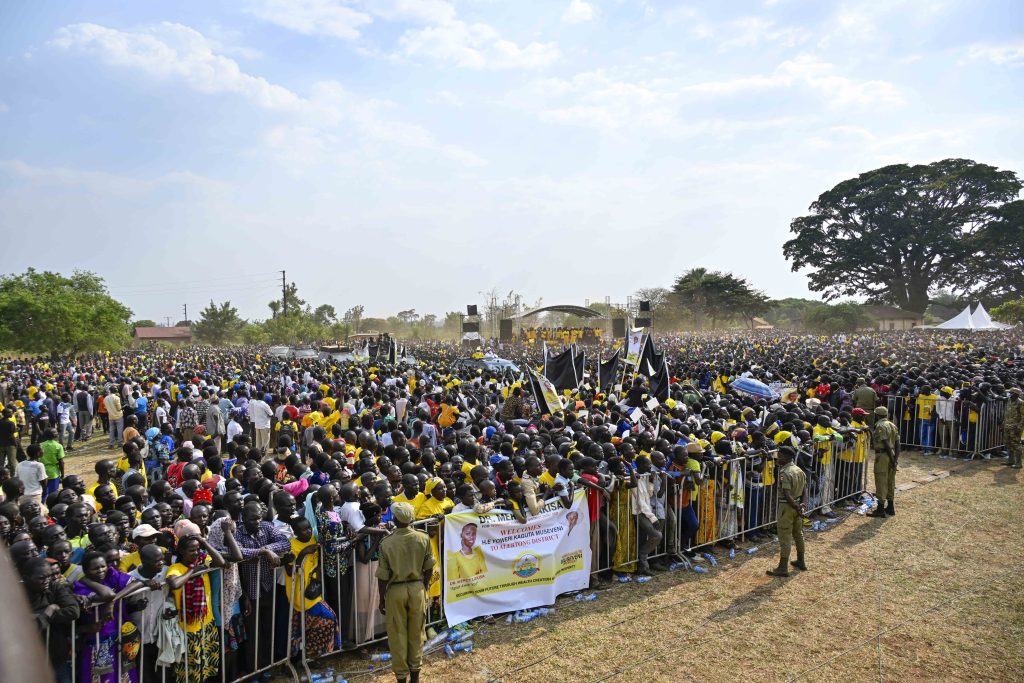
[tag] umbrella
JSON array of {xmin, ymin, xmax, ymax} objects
[{"xmin": 730, "ymin": 376, "xmax": 779, "ymax": 400}]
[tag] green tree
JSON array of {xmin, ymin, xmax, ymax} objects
[
  {"xmin": 268, "ymin": 282, "xmax": 305, "ymax": 317},
  {"xmin": 193, "ymin": 300, "xmax": 246, "ymax": 345},
  {"xmin": 312, "ymin": 304, "xmax": 337, "ymax": 327},
  {"xmin": 963, "ymin": 199, "xmax": 1024, "ymax": 301},
  {"xmin": 132, "ymin": 319, "xmax": 157, "ymax": 328},
  {"xmin": 240, "ymin": 322, "xmax": 270, "ymax": 345},
  {"xmin": 0, "ymin": 269, "xmax": 132, "ymax": 353},
  {"xmin": 803, "ymin": 303, "xmax": 875, "ymax": 333},
  {"xmin": 342, "ymin": 305, "xmax": 364, "ymax": 333},
  {"xmin": 763, "ymin": 298, "xmax": 825, "ymax": 329},
  {"xmin": 784, "ymin": 159, "xmax": 1022, "ymax": 314},
  {"xmin": 991, "ymin": 298, "xmax": 1024, "ymax": 325},
  {"xmin": 671, "ymin": 268, "xmax": 768, "ymax": 329}
]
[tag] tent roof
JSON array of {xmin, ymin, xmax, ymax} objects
[
  {"xmin": 936, "ymin": 303, "xmax": 1012, "ymax": 330},
  {"xmin": 509, "ymin": 304, "xmax": 602, "ymax": 320}
]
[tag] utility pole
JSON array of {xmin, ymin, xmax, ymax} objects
[
  {"xmin": 164, "ymin": 316, "xmax": 171, "ymax": 327},
  {"xmin": 183, "ymin": 303, "xmax": 188, "ymax": 326},
  {"xmin": 281, "ymin": 270, "xmax": 287, "ymax": 316}
]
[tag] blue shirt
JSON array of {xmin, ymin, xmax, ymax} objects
[{"xmin": 135, "ymin": 396, "xmax": 148, "ymax": 415}]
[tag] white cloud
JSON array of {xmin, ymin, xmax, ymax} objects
[
  {"xmin": 245, "ymin": 0, "xmax": 371, "ymax": 41},
  {"xmin": 429, "ymin": 89, "xmax": 464, "ymax": 107},
  {"xmin": 0, "ymin": 159, "xmax": 222, "ymax": 196},
  {"xmin": 398, "ymin": 19, "xmax": 560, "ymax": 69},
  {"xmin": 965, "ymin": 43, "xmax": 1024, "ymax": 67},
  {"xmin": 510, "ymin": 56, "xmax": 903, "ymax": 135},
  {"xmin": 51, "ymin": 22, "xmax": 482, "ymax": 166},
  {"xmin": 717, "ymin": 17, "xmax": 809, "ymax": 50},
  {"xmin": 562, "ymin": 0, "xmax": 595, "ymax": 24},
  {"xmin": 51, "ymin": 22, "xmax": 302, "ymax": 110},
  {"xmin": 364, "ymin": 0, "xmax": 456, "ymax": 24}
]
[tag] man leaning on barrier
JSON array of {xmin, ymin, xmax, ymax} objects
[{"xmin": 376, "ymin": 501, "xmax": 434, "ymax": 683}]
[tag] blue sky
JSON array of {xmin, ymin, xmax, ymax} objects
[{"xmin": 1, "ymin": 0, "xmax": 1021, "ymax": 322}]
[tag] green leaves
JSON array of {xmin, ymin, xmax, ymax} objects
[
  {"xmin": 0, "ymin": 269, "xmax": 132, "ymax": 353},
  {"xmin": 784, "ymin": 158, "xmax": 1022, "ymax": 314},
  {"xmin": 193, "ymin": 300, "xmax": 246, "ymax": 345},
  {"xmin": 671, "ymin": 268, "xmax": 769, "ymax": 329}
]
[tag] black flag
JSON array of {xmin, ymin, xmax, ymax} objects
[{"xmin": 598, "ymin": 349, "xmax": 621, "ymax": 393}]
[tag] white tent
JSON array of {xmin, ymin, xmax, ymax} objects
[{"xmin": 935, "ymin": 303, "xmax": 1012, "ymax": 330}]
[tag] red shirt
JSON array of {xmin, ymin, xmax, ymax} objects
[{"xmin": 580, "ymin": 473, "xmax": 600, "ymax": 523}]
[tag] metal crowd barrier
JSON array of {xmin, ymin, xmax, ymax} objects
[
  {"xmin": 885, "ymin": 394, "xmax": 1007, "ymax": 458},
  {"xmin": 42, "ymin": 447, "xmax": 870, "ymax": 682}
]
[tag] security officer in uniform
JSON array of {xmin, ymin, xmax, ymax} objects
[
  {"xmin": 1004, "ymin": 387, "xmax": 1024, "ymax": 469},
  {"xmin": 767, "ymin": 445, "xmax": 807, "ymax": 577},
  {"xmin": 869, "ymin": 406, "xmax": 899, "ymax": 517},
  {"xmin": 376, "ymin": 501, "xmax": 435, "ymax": 683},
  {"xmin": 853, "ymin": 377, "xmax": 878, "ymax": 426}
]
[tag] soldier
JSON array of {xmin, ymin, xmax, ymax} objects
[
  {"xmin": 767, "ymin": 445, "xmax": 807, "ymax": 577},
  {"xmin": 869, "ymin": 406, "xmax": 899, "ymax": 517},
  {"xmin": 853, "ymin": 377, "xmax": 878, "ymax": 426},
  {"xmin": 1004, "ymin": 387, "xmax": 1024, "ymax": 469},
  {"xmin": 376, "ymin": 501, "xmax": 434, "ymax": 683}
]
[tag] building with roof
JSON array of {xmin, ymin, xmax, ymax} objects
[
  {"xmin": 860, "ymin": 305, "xmax": 923, "ymax": 331},
  {"xmin": 133, "ymin": 326, "xmax": 193, "ymax": 345}
]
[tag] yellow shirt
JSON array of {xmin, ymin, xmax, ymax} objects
[
  {"xmin": 446, "ymin": 546, "xmax": 487, "ymax": 581},
  {"xmin": 86, "ymin": 481, "xmax": 120, "ymax": 500},
  {"xmin": 393, "ymin": 491, "xmax": 427, "ymax": 516},
  {"xmin": 167, "ymin": 561, "xmax": 213, "ymax": 633},
  {"xmin": 285, "ymin": 538, "xmax": 323, "ymax": 611},
  {"xmin": 916, "ymin": 394, "xmax": 938, "ymax": 420},
  {"xmin": 812, "ymin": 425, "xmax": 835, "ymax": 464},
  {"xmin": 539, "ymin": 471, "xmax": 556, "ymax": 488}
]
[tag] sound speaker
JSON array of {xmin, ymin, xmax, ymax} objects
[
  {"xmin": 638, "ymin": 300, "xmax": 651, "ymax": 312},
  {"xmin": 499, "ymin": 319, "xmax": 513, "ymax": 341},
  {"xmin": 635, "ymin": 317, "xmax": 652, "ymax": 328},
  {"xmin": 462, "ymin": 321, "xmax": 480, "ymax": 333},
  {"xmin": 612, "ymin": 318, "xmax": 626, "ymax": 338},
  {"xmin": 467, "ymin": 305, "xmax": 478, "ymax": 316}
]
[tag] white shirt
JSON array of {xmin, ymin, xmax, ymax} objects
[
  {"xmin": 226, "ymin": 420, "xmax": 243, "ymax": 443},
  {"xmin": 339, "ymin": 500, "xmax": 365, "ymax": 533},
  {"xmin": 249, "ymin": 400, "xmax": 274, "ymax": 429},
  {"xmin": 17, "ymin": 460, "xmax": 47, "ymax": 494}
]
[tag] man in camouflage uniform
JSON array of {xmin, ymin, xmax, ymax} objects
[
  {"xmin": 869, "ymin": 406, "xmax": 899, "ymax": 517},
  {"xmin": 1004, "ymin": 387, "xmax": 1024, "ymax": 470}
]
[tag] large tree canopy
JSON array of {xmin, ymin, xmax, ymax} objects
[
  {"xmin": 963, "ymin": 199, "xmax": 1024, "ymax": 300},
  {"xmin": 783, "ymin": 158, "xmax": 1021, "ymax": 314},
  {"xmin": 0, "ymin": 269, "xmax": 132, "ymax": 353},
  {"xmin": 671, "ymin": 268, "xmax": 769, "ymax": 329}
]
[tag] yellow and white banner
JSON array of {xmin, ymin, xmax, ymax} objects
[{"xmin": 442, "ymin": 490, "xmax": 591, "ymax": 624}]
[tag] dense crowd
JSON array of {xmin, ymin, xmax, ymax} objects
[{"xmin": 0, "ymin": 329, "xmax": 1022, "ymax": 683}]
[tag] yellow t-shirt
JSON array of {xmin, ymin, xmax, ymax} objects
[
  {"xmin": 285, "ymin": 538, "xmax": 323, "ymax": 611},
  {"xmin": 812, "ymin": 425, "xmax": 835, "ymax": 464},
  {"xmin": 539, "ymin": 471, "xmax": 556, "ymax": 488},
  {"xmin": 393, "ymin": 491, "xmax": 427, "ymax": 516},
  {"xmin": 916, "ymin": 394, "xmax": 938, "ymax": 420},
  {"xmin": 86, "ymin": 481, "xmax": 120, "ymax": 500},
  {"xmin": 167, "ymin": 561, "xmax": 213, "ymax": 633},
  {"xmin": 446, "ymin": 546, "xmax": 487, "ymax": 581}
]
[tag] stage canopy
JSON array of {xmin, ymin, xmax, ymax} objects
[{"xmin": 508, "ymin": 304, "xmax": 603, "ymax": 320}]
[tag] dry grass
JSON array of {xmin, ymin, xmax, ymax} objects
[
  {"xmin": 341, "ymin": 452, "xmax": 1024, "ymax": 683},
  {"xmin": 65, "ymin": 439, "xmax": 1024, "ymax": 682}
]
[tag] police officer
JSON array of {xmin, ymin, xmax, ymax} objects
[
  {"xmin": 869, "ymin": 406, "xmax": 899, "ymax": 517},
  {"xmin": 1004, "ymin": 387, "xmax": 1024, "ymax": 470},
  {"xmin": 767, "ymin": 445, "xmax": 807, "ymax": 577},
  {"xmin": 376, "ymin": 501, "xmax": 434, "ymax": 683}
]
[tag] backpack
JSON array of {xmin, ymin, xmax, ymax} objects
[{"xmin": 76, "ymin": 392, "xmax": 90, "ymax": 411}]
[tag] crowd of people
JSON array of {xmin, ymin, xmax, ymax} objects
[
  {"xmin": 520, "ymin": 326, "xmax": 604, "ymax": 345},
  {"xmin": 0, "ymin": 328, "xmax": 1022, "ymax": 683}
]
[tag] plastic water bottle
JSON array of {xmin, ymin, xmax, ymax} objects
[
  {"xmin": 424, "ymin": 629, "xmax": 450, "ymax": 650},
  {"xmin": 692, "ymin": 565, "xmax": 708, "ymax": 574},
  {"xmin": 535, "ymin": 608, "xmax": 555, "ymax": 617},
  {"xmin": 669, "ymin": 561, "xmax": 685, "ymax": 571},
  {"xmin": 746, "ymin": 546, "xmax": 759, "ymax": 555},
  {"xmin": 444, "ymin": 640, "xmax": 473, "ymax": 658},
  {"xmin": 635, "ymin": 575, "xmax": 652, "ymax": 584},
  {"xmin": 324, "ymin": 667, "xmax": 335, "ymax": 683},
  {"xmin": 702, "ymin": 552, "xmax": 718, "ymax": 567},
  {"xmin": 856, "ymin": 504, "xmax": 869, "ymax": 515},
  {"xmin": 729, "ymin": 547, "xmax": 736, "ymax": 560},
  {"xmin": 449, "ymin": 629, "xmax": 475, "ymax": 642},
  {"xmin": 575, "ymin": 592, "xmax": 598, "ymax": 602},
  {"xmin": 617, "ymin": 574, "xmax": 632, "ymax": 583},
  {"xmin": 368, "ymin": 653, "xmax": 391, "ymax": 664}
]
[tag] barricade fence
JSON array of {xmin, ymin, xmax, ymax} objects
[
  {"xmin": 43, "ymin": 443, "xmax": 868, "ymax": 683},
  {"xmin": 884, "ymin": 394, "xmax": 1007, "ymax": 457}
]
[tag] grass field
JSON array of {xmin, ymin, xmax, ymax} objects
[{"xmin": 61, "ymin": 437, "xmax": 1024, "ymax": 682}]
